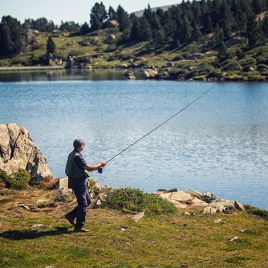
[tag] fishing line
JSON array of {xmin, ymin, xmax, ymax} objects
[{"xmin": 98, "ymin": 81, "xmax": 218, "ymax": 174}]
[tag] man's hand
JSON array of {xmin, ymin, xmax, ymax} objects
[{"xmin": 84, "ymin": 161, "xmax": 107, "ymax": 172}]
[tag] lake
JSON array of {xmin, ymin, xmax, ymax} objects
[{"xmin": 0, "ymin": 69, "xmax": 268, "ymax": 210}]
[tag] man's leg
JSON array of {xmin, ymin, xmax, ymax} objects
[{"xmin": 73, "ymin": 181, "xmax": 91, "ymax": 230}]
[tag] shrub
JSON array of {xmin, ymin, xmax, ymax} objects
[
  {"xmin": 101, "ymin": 187, "xmax": 176, "ymax": 214},
  {"xmin": 238, "ymin": 57, "xmax": 256, "ymax": 68},
  {"xmin": 0, "ymin": 170, "xmax": 9, "ymax": 188},
  {"xmin": 244, "ymin": 204, "xmax": 268, "ymax": 218},
  {"xmin": 223, "ymin": 60, "xmax": 241, "ymax": 71},
  {"xmin": 256, "ymin": 52, "xmax": 268, "ymax": 65},
  {"xmin": 5, "ymin": 169, "xmax": 30, "ymax": 190}
]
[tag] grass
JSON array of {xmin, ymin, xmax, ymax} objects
[{"xmin": 1, "ymin": 188, "xmax": 268, "ymax": 267}]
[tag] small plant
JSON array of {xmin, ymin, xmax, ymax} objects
[
  {"xmin": 101, "ymin": 187, "xmax": 177, "ymax": 214},
  {"xmin": 0, "ymin": 170, "xmax": 9, "ymax": 188},
  {"xmin": 244, "ymin": 204, "xmax": 268, "ymax": 218},
  {"xmin": 5, "ymin": 169, "xmax": 31, "ymax": 190}
]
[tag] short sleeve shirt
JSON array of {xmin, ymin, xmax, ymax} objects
[{"xmin": 74, "ymin": 151, "xmax": 87, "ymax": 169}]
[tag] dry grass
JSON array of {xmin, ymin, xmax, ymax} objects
[{"xmin": 1, "ymin": 188, "xmax": 268, "ymax": 267}]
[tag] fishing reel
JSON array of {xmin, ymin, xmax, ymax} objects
[{"xmin": 98, "ymin": 167, "xmax": 103, "ymax": 174}]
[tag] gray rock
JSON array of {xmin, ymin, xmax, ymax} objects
[
  {"xmin": 0, "ymin": 123, "xmax": 53, "ymax": 184},
  {"xmin": 140, "ymin": 69, "xmax": 158, "ymax": 78},
  {"xmin": 132, "ymin": 211, "xmax": 145, "ymax": 222}
]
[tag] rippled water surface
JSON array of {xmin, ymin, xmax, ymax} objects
[{"xmin": 0, "ymin": 73, "xmax": 267, "ymax": 209}]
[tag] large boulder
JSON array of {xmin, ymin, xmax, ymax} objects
[
  {"xmin": 140, "ymin": 69, "xmax": 158, "ymax": 78},
  {"xmin": 0, "ymin": 123, "xmax": 53, "ymax": 184}
]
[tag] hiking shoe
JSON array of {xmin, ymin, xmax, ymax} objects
[
  {"xmin": 65, "ymin": 214, "xmax": 75, "ymax": 226},
  {"xmin": 74, "ymin": 227, "xmax": 90, "ymax": 232}
]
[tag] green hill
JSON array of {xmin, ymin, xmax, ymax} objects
[{"xmin": 1, "ymin": 0, "xmax": 268, "ymax": 81}]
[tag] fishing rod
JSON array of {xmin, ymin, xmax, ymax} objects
[{"xmin": 98, "ymin": 82, "xmax": 218, "ymax": 174}]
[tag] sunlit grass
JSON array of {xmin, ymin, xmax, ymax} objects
[{"xmin": 1, "ymin": 188, "xmax": 268, "ymax": 267}]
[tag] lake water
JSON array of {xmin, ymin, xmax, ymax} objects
[{"xmin": 0, "ymin": 70, "xmax": 268, "ymax": 210}]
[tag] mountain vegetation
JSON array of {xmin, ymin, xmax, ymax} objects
[{"xmin": 1, "ymin": 0, "xmax": 268, "ymax": 81}]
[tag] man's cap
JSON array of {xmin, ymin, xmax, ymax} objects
[{"xmin": 73, "ymin": 139, "xmax": 85, "ymax": 147}]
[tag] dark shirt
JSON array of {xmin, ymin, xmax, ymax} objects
[{"xmin": 74, "ymin": 150, "xmax": 87, "ymax": 169}]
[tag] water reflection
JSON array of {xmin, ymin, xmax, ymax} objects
[{"xmin": 0, "ymin": 69, "xmax": 141, "ymax": 82}]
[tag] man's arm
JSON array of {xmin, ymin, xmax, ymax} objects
[{"xmin": 84, "ymin": 161, "xmax": 106, "ymax": 172}]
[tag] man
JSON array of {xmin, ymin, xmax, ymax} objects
[{"xmin": 65, "ymin": 138, "xmax": 106, "ymax": 232}]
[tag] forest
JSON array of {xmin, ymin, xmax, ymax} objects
[
  {"xmin": 1, "ymin": 0, "xmax": 268, "ymax": 55},
  {"xmin": 1, "ymin": 0, "xmax": 268, "ymax": 81}
]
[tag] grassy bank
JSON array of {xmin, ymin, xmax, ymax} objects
[
  {"xmin": 0, "ymin": 188, "xmax": 268, "ymax": 267},
  {"xmin": 1, "ymin": 30, "xmax": 268, "ymax": 81}
]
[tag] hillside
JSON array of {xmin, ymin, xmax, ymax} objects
[
  {"xmin": 1, "ymin": 27, "xmax": 268, "ymax": 82},
  {"xmin": 1, "ymin": 0, "xmax": 268, "ymax": 81}
]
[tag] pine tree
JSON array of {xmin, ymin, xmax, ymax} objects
[
  {"xmin": 180, "ymin": 14, "xmax": 192, "ymax": 43},
  {"xmin": 192, "ymin": 22, "xmax": 203, "ymax": 42},
  {"xmin": 81, "ymin": 22, "xmax": 89, "ymax": 35},
  {"xmin": 117, "ymin": 5, "xmax": 131, "ymax": 32},
  {"xmin": 140, "ymin": 17, "xmax": 152, "ymax": 41},
  {"xmin": 217, "ymin": 41, "xmax": 231, "ymax": 62},
  {"xmin": 246, "ymin": 12, "xmax": 260, "ymax": 48},
  {"xmin": 108, "ymin": 6, "xmax": 118, "ymax": 21},
  {"xmin": 46, "ymin": 36, "xmax": 55, "ymax": 54},
  {"xmin": 90, "ymin": 2, "xmax": 107, "ymax": 30},
  {"xmin": 0, "ymin": 16, "xmax": 23, "ymax": 56},
  {"xmin": 130, "ymin": 16, "xmax": 141, "ymax": 41}
]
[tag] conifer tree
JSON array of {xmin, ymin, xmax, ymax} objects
[
  {"xmin": 180, "ymin": 14, "xmax": 192, "ymax": 43},
  {"xmin": 90, "ymin": 2, "xmax": 107, "ymax": 31},
  {"xmin": 130, "ymin": 16, "xmax": 141, "ymax": 41},
  {"xmin": 108, "ymin": 6, "xmax": 118, "ymax": 21},
  {"xmin": 117, "ymin": 5, "xmax": 131, "ymax": 32},
  {"xmin": 192, "ymin": 22, "xmax": 203, "ymax": 42},
  {"xmin": 217, "ymin": 41, "xmax": 231, "ymax": 62},
  {"xmin": 246, "ymin": 12, "xmax": 260, "ymax": 48},
  {"xmin": 0, "ymin": 16, "xmax": 23, "ymax": 55},
  {"xmin": 140, "ymin": 17, "xmax": 152, "ymax": 41},
  {"xmin": 46, "ymin": 36, "xmax": 55, "ymax": 54}
]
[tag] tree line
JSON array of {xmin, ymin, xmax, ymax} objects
[{"xmin": 1, "ymin": 0, "xmax": 268, "ymax": 57}]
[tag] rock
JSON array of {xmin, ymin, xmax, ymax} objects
[
  {"xmin": 122, "ymin": 70, "xmax": 136, "ymax": 79},
  {"xmin": 187, "ymin": 53, "xmax": 203, "ymax": 60},
  {"xmin": 0, "ymin": 123, "xmax": 53, "ymax": 184},
  {"xmin": 166, "ymin": 61, "xmax": 175, "ymax": 67},
  {"xmin": 107, "ymin": 20, "xmax": 119, "ymax": 28},
  {"xmin": 225, "ymin": 36, "xmax": 242, "ymax": 48},
  {"xmin": 107, "ymin": 34, "xmax": 116, "ymax": 41},
  {"xmin": 214, "ymin": 218, "xmax": 222, "ymax": 224},
  {"xmin": 203, "ymin": 198, "xmax": 244, "ymax": 214},
  {"xmin": 186, "ymin": 190, "xmax": 202, "ymax": 199},
  {"xmin": 140, "ymin": 69, "xmax": 158, "ymax": 78},
  {"xmin": 155, "ymin": 188, "xmax": 209, "ymax": 209},
  {"xmin": 132, "ymin": 211, "xmax": 145, "ymax": 222},
  {"xmin": 159, "ymin": 75, "xmax": 173, "ymax": 80},
  {"xmin": 56, "ymin": 187, "xmax": 73, "ymax": 197},
  {"xmin": 31, "ymin": 224, "xmax": 45, "ymax": 228},
  {"xmin": 190, "ymin": 197, "xmax": 208, "ymax": 207},
  {"xmin": 228, "ymin": 236, "xmax": 239, "ymax": 242},
  {"xmin": 234, "ymin": 201, "xmax": 245, "ymax": 211}
]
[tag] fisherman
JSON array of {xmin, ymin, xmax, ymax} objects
[{"xmin": 65, "ymin": 138, "xmax": 106, "ymax": 232}]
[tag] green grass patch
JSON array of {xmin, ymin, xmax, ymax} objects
[{"xmin": 0, "ymin": 189, "xmax": 268, "ymax": 267}]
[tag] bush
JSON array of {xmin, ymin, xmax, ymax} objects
[
  {"xmin": 3, "ymin": 169, "xmax": 30, "ymax": 190},
  {"xmin": 244, "ymin": 204, "xmax": 268, "ymax": 218},
  {"xmin": 0, "ymin": 170, "xmax": 9, "ymax": 187},
  {"xmin": 238, "ymin": 57, "xmax": 256, "ymax": 68},
  {"xmin": 223, "ymin": 60, "xmax": 241, "ymax": 71},
  {"xmin": 101, "ymin": 187, "xmax": 176, "ymax": 214}
]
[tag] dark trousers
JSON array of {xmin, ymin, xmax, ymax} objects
[{"xmin": 67, "ymin": 177, "xmax": 91, "ymax": 229}]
